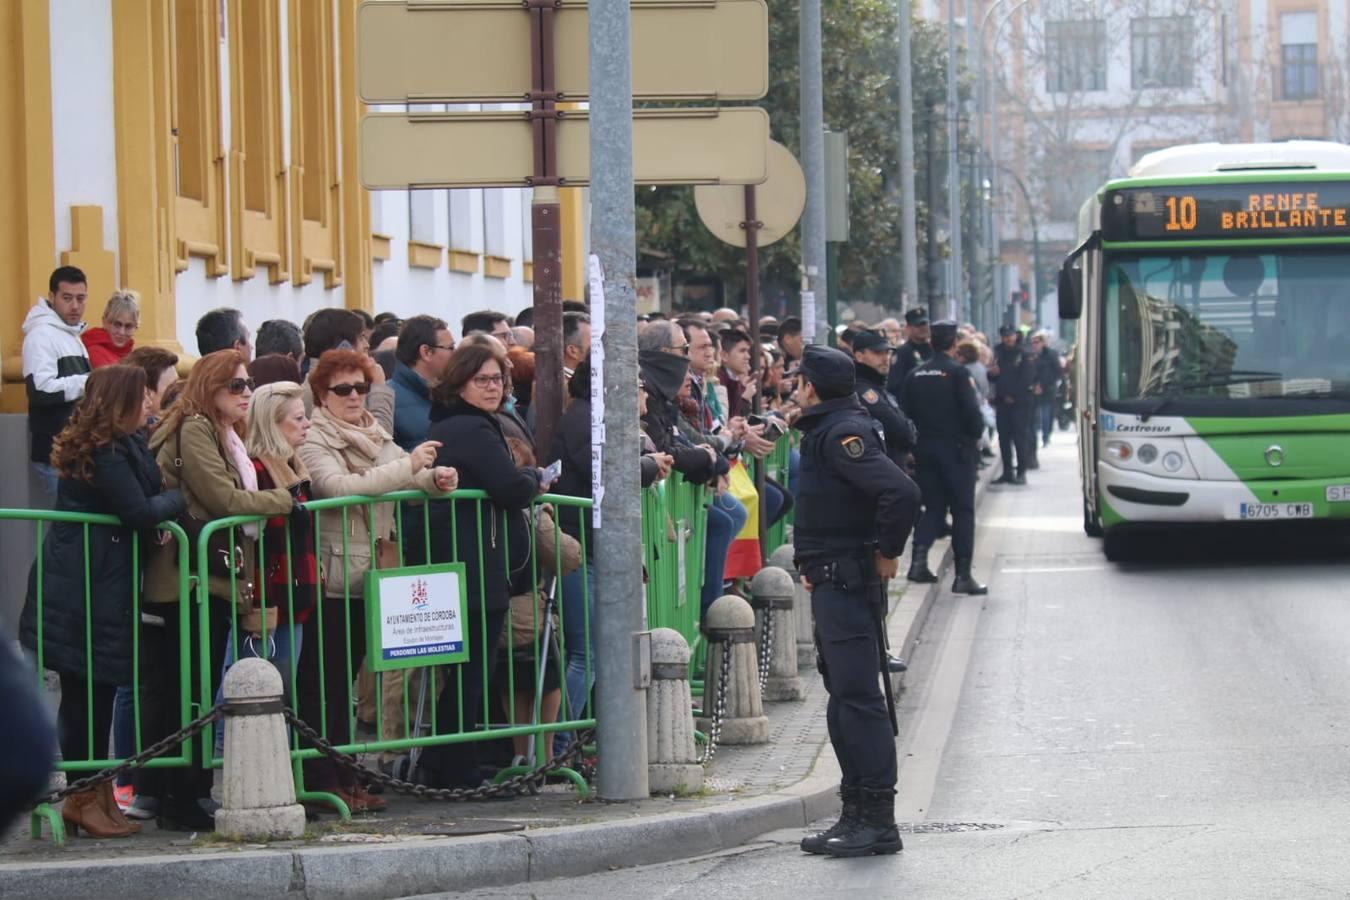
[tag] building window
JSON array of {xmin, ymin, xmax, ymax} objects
[
  {"xmin": 1045, "ymin": 19, "xmax": 1107, "ymax": 93},
  {"xmin": 288, "ymin": 0, "xmax": 342, "ymax": 286},
  {"xmin": 1046, "ymin": 147, "xmax": 1113, "ymax": 221},
  {"xmin": 1280, "ymin": 12, "xmax": 1318, "ymax": 100},
  {"xmin": 1131, "ymin": 17, "xmax": 1193, "ymax": 89},
  {"xmin": 170, "ymin": 0, "xmax": 228, "ymax": 276}
]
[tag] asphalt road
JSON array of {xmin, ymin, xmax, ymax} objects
[{"xmin": 442, "ymin": 436, "xmax": 1350, "ymax": 899}]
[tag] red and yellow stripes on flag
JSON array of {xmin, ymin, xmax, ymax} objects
[{"xmin": 723, "ymin": 459, "xmax": 761, "ymax": 579}]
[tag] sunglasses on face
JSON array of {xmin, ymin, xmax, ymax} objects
[
  {"xmin": 330, "ymin": 382, "xmax": 372, "ymax": 397},
  {"xmin": 227, "ymin": 378, "xmax": 256, "ymax": 395}
]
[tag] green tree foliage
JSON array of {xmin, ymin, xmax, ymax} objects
[{"xmin": 635, "ymin": 0, "xmax": 973, "ymax": 312}]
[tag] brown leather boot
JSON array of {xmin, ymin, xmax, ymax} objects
[
  {"xmin": 96, "ymin": 781, "xmax": 140, "ymax": 834},
  {"xmin": 61, "ymin": 786, "xmax": 135, "ymax": 838}
]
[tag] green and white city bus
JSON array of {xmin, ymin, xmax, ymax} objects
[{"xmin": 1058, "ymin": 141, "xmax": 1350, "ymax": 559}]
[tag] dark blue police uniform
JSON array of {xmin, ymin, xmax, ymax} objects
[
  {"xmin": 852, "ymin": 330, "xmax": 917, "ymax": 468},
  {"xmin": 901, "ymin": 321, "xmax": 989, "ymax": 595},
  {"xmin": 885, "ymin": 307, "xmax": 934, "ymax": 400},
  {"xmin": 793, "ymin": 346, "xmax": 920, "ymax": 858},
  {"xmin": 991, "ymin": 327, "xmax": 1036, "ymax": 483}
]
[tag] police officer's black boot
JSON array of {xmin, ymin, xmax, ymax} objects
[
  {"xmin": 823, "ymin": 789, "xmax": 902, "ymax": 857},
  {"xmin": 800, "ymin": 786, "xmax": 861, "ymax": 854},
  {"xmin": 951, "ymin": 559, "xmax": 988, "ymax": 595},
  {"xmin": 906, "ymin": 545, "xmax": 938, "ymax": 583}
]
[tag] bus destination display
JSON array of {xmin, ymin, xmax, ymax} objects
[{"xmin": 1101, "ymin": 182, "xmax": 1350, "ymax": 241}]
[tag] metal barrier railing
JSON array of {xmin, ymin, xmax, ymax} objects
[{"xmin": 7, "ymin": 509, "xmax": 193, "ymax": 845}]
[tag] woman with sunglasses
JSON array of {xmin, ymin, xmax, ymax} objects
[
  {"xmin": 296, "ymin": 349, "xmax": 456, "ymax": 813},
  {"xmin": 416, "ymin": 339, "xmax": 550, "ymax": 789},
  {"xmin": 140, "ymin": 349, "xmax": 297, "ymax": 831}
]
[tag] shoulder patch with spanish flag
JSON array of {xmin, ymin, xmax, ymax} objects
[
  {"xmin": 862, "ymin": 388, "xmax": 879, "ymax": 404},
  {"xmin": 841, "ymin": 435, "xmax": 865, "ymax": 458}
]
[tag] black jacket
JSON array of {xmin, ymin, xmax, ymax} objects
[
  {"xmin": 426, "ymin": 400, "xmax": 542, "ymax": 613},
  {"xmin": 550, "ymin": 395, "xmax": 661, "ymax": 560},
  {"xmin": 792, "ymin": 396, "xmax": 921, "ymax": 561},
  {"xmin": 901, "ymin": 353, "xmax": 986, "ymax": 453},
  {"xmin": 991, "ymin": 342, "xmax": 1037, "ymax": 406},
  {"xmin": 886, "ymin": 339, "xmax": 933, "ymax": 400},
  {"xmin": 20, "ymin": 433, "xmax": 185, "ymax": 684},
  {"xmin": 640, "ymin": 350, "xmax": 721, "ymax": 485},
  {"xmin": 855, "ymin": 363, "xmax": 917, "ymax": 465}
]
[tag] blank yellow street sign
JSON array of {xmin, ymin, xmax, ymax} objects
[
  {"xmin": 357, "ymin": 0, "xmax": 769, "ymax": 103},
  {"xmin": 360, "ymin": 107, "xmax": 769, "ymax": 189},
  {"xmin": 695, "ymin": 140, "xmax": 805, "ymax": 248}
]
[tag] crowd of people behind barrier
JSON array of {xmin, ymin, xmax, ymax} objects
[{"xmin": 4, "ymin": 265, "xmax": 800, "ymax": 837}]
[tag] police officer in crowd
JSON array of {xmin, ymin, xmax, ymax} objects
[
  {"xmin": 886, "ymin": 307, "xmax": 933, "ymax": 399},
  {"xmin": 989, "ymin": 325, "xmax": 1036, "ymax": 485},
  {"xmin": 851, "ymin": 329, "xmax": 916, "ymax": 468},
  {"xmin": 793, "ymin": 345, "xmax": 920, "ymax": 858},
  {"xmin": 901, "ymin": 321, "xmax": 989, "ymax": 595}
]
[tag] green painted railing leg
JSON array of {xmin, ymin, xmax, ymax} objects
[
  {"xmin": 31, "ymin": 803, "xmax": 64, "ymax": 846},
  {"xmin": 294, "ymin": 758, "xmax": 350, "ymax": 820},
  {"xmin": 491, "ymin": 764, "xmax": 591, "ymax": 799}
]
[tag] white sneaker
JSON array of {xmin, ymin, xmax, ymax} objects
[{"xmin": 124, "ymin": 795, "xmax": 159, "ymax": 820}]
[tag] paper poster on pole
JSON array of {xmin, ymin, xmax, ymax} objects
[
  {"xmin": 800, "ymin": 291, "xmax": 816, "ymax": 344},
  {"xmin": 365, "ymin": 563, "xmax": 470, "ymax": 671},
  {"xmin": 588, "ymin": 253, "xmax": 606, "ymax": 527}
]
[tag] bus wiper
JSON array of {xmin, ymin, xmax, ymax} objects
[{"xmin": 1139, "ymin": 371, "xmax": 1283, "ymax": 421}]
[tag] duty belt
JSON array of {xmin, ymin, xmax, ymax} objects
[{"xmin": 797, "ymin": 554, "xmax": 878, "ymax": 592}]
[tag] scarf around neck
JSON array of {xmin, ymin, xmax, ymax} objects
[{"xmin": 310, "ymin": 406, "xmax": 389, "ymax": 464}]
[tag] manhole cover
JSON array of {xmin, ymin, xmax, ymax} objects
[
  {"xmin": 422, "ymin": 819, "xmax": 527, "ymax": 837},
  {"xmin": 899, "ymin": 822, "xmax": 1006, "ymax": 834}
]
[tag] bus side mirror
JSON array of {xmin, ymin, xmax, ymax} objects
[{"xmin": 1058, "ymin": 265, "xmax": 1083, "ymax": 320}]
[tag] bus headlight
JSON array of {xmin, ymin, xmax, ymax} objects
[
  {"xmin": 1136, "ymin": 444, "xmax": 1159, "ymax": 464},
  {"xmin": 1162, "ymin": 451, "xmax": 1185, "ymax": 473},
  {"xmin": 1105, "ymin": 440, "xmax": 1132, "ymax": 461}
]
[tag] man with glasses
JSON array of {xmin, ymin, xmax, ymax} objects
[
  {"xmin": 391, "ymin": 315, "xmax": 455, "ymax": 452},
  {"xmin": 461, "ymin": 309, "xmax": 516, "ymax": 347}
]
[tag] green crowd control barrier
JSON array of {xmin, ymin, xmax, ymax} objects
[
  {"xmin": 2, "ymin": 509, "xmax": 194, "ymax": 847},
  {"xmin": 197, "ymin": 489, "xmax": 595, "ymax": 818},
  {"xmin": 755, "ymin": 435, "xmax": 796, "ymax": 559}
]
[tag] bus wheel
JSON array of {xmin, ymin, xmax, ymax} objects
[
  {"xmin": 1102, "ymin": 530, "xmax": 1130, "ymax": 562},
  {"xmin": 1083, "ymin": 499, "xmax": 1103, "ymax": 538}
]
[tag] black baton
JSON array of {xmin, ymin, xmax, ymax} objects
[{"xmin": 873, "ymin": 576, "xmax": 899, "ymax": 737}]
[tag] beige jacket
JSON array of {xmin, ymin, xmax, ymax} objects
[
  {"xmin": 298, "ymin": 409, "xmax": 446, "ymax": 598},
  {"xmin": 301, "ymin": 364, "xmax": 395, "ymax": 435},
  {"xmin": 144, "ymin": 415, "xmax": 294, "ymax": 604},
  {"xmin": 503, "ymin": 505, "xmax": 582, "ymax": 648}
]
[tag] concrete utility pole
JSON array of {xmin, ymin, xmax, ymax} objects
[
  {"xmin": 945, "ymin": 0, "xmax": 962, "ymax": 321},
  {"xmin": 589, "ymin": 0, "xmax": 648, "ymax": 800},
  {"xmin": 897, "ymin": 0, "xmax": 919, "ymax": 310},
  {"xmin": 800, "ymin": 0, "xmax": 828, "ymax": 342}
]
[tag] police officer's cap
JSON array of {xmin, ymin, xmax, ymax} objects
[
  {"xmin": 931, "ymin": 320, "xmax": 960, "ymax": 350},
  {"xmin": 800, "ymin": 345, "xmax": 856, "ymax": 398},
  {"xmin": 998, "ymin": 324, "xmax": 1017, "ymax": 337},
  {"xmin": 850, "ymin": 329, "xmax": 891, "ymax": 353},
  {"xmin": 904, "ymin": 307, "xmax": 929, "ymax": 326}
]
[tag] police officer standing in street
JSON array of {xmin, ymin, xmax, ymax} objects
[
  {"xmin": 990, "ymin": 325, "xmax": 1035, "ymax": 485},
  {"xmin": 851, "ymin": 328, "xmax": 916, "ymax": 467},
  {"xmin": 793, "ymin": 345, "xmax": 921, "ymax": 859},
  {"xmin": 901, "ymin": 321, "xmax": 989, "ymax": 595},
  {"xmin": 886, "ymin": 307, "xmax": 933, "ymax": 399}
]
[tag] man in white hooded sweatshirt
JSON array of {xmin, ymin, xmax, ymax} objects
[{"xmin": 23, "ymin": 266, "xmax": 91, "ymax": 496}]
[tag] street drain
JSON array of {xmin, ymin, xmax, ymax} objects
[{"xmin": 898, "ymin": 822, "xmax": 1005, "ymax": 834}]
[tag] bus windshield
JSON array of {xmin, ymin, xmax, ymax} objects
[{"xmin": 1103, "ymin": 250, "xmax": 1350, "ymax": 403}]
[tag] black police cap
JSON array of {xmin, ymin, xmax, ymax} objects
[
  {"xmin": 904, "ymin": 307, "xmax": 929, "ymax": 326},
  {"xmin": 850, "ymin": 329, "xmax": 891, "ymax": 353},
  {"xmin": 998, "ymin": 324, "xmax": 1018, "ymax": 337},
  {"xmin": 800, "ymin": 344, "xmax": 856, "ymax": 397},
  {"xmin": 931, "ymin": 320, "xmax": 959, "ymax": 348}
]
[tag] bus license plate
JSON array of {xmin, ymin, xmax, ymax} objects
[{"xmin": 1227, "ymin": 502, "xmax": 1314, "ymax": 521}]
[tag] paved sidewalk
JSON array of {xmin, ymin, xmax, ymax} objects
[{"xmin": 0, "ymin": 464, "xmax": 993, "ymax": 898}]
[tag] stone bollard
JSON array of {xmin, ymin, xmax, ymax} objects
[
  {"xmin": 750, "ymin": 567, "xmax": 805, "ymax": 701},
  {"xmin": 696, "ymin": 595, "xmax": 769, "ymax": 744},
  {"xmin": 646, "ymin": 628, "xmax": 705, "ymax": 794},
  {"xmin": 216, "ymin": 658, "xmax": 306, "ymax": 840},
  {"xmin": 768, "ymin": 544, "xmax": 815, "ymax": 671}
]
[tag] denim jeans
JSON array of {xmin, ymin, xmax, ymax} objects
[
  {"xmin": 559, "ymin": 560, "xmax": 596, "ymax": 726},
  {"xmin": 213, "ymin": 621, "xmax": 304, "ymax": 755},
  {"xmin": 31, "ymin": 462, "xmax": 58, "ymax": 499},
  {"xmin": 1038, "ymin": 399, "xmax": 1055, "ymax": 444},
  {"xmin": 702, "ymin": 492, "xmax": 748, "ymax": 615}
]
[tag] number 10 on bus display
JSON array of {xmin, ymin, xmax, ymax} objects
[{"xmin": 1165, "ymin": 195, "xmax": 1198, "ymax": 232}]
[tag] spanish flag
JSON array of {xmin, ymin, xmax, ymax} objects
[{"xmin": 723, "ymin": 459, "xmax": 761, "ymax": 579}]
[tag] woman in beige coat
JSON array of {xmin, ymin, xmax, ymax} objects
[{"xmin": 295, "ymin": 348, "xmax": 456, "ymax": 813}]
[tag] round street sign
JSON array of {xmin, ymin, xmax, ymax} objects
[{"xmin": 694, "ymin": 140, "xmax": 806, "ymax": 248}]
